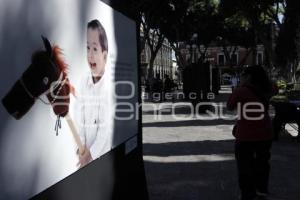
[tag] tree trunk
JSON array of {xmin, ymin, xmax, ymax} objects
[
  {"xmin": 239, "ymin": 48, "xmax": 253, "ymax": 67},
  {"xmin": 148, "ymin": 56, "xmax": 155, "ymax": 80},
  {"xmin": 252, "ymin": 32, "xmax": 258, "ymax": 65}
]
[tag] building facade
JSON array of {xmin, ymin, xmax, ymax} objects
[
  {"xmin": 140, "ymin": 37, "xmax": 173, "ymax": 84},
  {"xmin": 180, "ymin": 43, "xmax": 265, "ymax": 85},
  {"xmin": 206, "ymin": 45, "xmax": 265, "ymax": 67}
]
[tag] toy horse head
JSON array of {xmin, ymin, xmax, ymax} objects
[{"xmin": 2, "ymin": 36, "xmax": 71, "ymax": 119}]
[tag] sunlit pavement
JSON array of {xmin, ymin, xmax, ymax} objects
[{"xmin": 142, "ymin": 86, "xmax": 300, "ymax": 200}]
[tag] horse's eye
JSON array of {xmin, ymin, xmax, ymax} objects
[{"xmin": 43, "ymin": 77, "xmax": 49, "ymax": 85}]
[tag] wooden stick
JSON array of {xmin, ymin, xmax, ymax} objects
[{"xmin": 65, "ymin": 113, "xmax": 85, "ymax": 155}]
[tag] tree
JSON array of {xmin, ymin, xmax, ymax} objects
[
  {"xmin": 114, "ymin": 0, "xmax": 169, "ymax": 80},
  {"xmin": 159, "ymin": 0, "xmax": 221, "ymax": 67},
  {"xmin": 276, "ymin": 0, "xmax": 300, "ymax": 80},
  {"xmin": 216, "ymin": 9, "xmax": 256, "ymax": 68},
  {"xmin": 141, "ymin": 14, "xmax": 165, "ymax": 80},
  {"xmin": 158, "ymin": 0, "xmax": 191, "ymax": 70},
  {"xmin": 220, "ymin": 0, "xmax": 278, "ymax": 69},
  {"xmin": 119, "ymin": 0, "xmax": 300, "ymax": 81},
  {"xmin": 221, "ymin": 0, "xmax": 300, "ymax": 81}
]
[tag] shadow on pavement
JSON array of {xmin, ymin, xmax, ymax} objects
[
  {"xmin": 142, "ymin": 92, "xmax": 300, "ymax": 200},
  {"xmin": 142, "ymin": 101, "xmax": 232, "ymax": 117},
  {"xmin": 144, "ymin": 140, "xmax": 234, "ymax": 157},
  {"xmin": 145, "ymin": 160, "xmax": 238, "ymax": 200},
  {"xmin": 144, "ymin": 139, "xmax": 238, "ymax": 200},
  {"xmin": 144, "ymin": 139, "xmax": 300, "ymax": 200},
  {"xmin": 143, "ymin": 119, "xmax": 235, "ymax": 128}
]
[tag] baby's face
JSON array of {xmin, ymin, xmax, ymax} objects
[{"xmin": 87, "ymin": 28, "xmax": 107, "ymax": 77}]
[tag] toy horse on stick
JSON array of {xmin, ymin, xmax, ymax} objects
[{"xmin": 2, "ymin": 36, "xmax": 85, "ymax": 155}]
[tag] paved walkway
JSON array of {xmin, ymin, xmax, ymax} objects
[{"xmin": 142, "ymin": 87, "xmax": 300, "ymax": 200}]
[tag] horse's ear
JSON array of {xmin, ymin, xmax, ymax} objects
[{"xmin": 41, "ymin": 35, "xmax": 53, "ymax": 57}]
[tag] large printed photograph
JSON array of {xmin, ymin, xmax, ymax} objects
[{"xmin": 0, "ymin": 0, "xmax": 138, "ymax": 198}]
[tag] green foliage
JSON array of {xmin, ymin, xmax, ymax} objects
[{"xmin": 276, "ymin": 79, "xmax": 287, "ymax": 90}]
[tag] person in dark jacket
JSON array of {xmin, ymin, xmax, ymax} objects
[{"xmin": 227, "ymin": 65, "xmax": 273, "ymax": 200}]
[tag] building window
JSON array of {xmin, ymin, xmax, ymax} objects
[
  {"xmin": 231, "ymin": 53, "xmax": 238, "ymax": 65},
  {"xmin": 257, "ymin": 52, "xmax": 263, "ymax": 65},
  {"xmin": 218, "ymin": 54, "xmax": 225, "ymax": 66}
]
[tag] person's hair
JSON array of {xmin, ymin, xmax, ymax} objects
[
  {"xmin": 242, "ymin": 65, "xmax": 272, "ymax": 95},
  {"xmin": 87, "ymin": 19, "xmax": 108, "ymax": 52}
]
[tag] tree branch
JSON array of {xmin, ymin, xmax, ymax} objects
[
  {"xmin": 265, "ymin": 7, "xmax": 282, "ymax": 28},
  {"xmin": 238, "ymin": 48, "xmax": 253, "ymax": 67}
]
